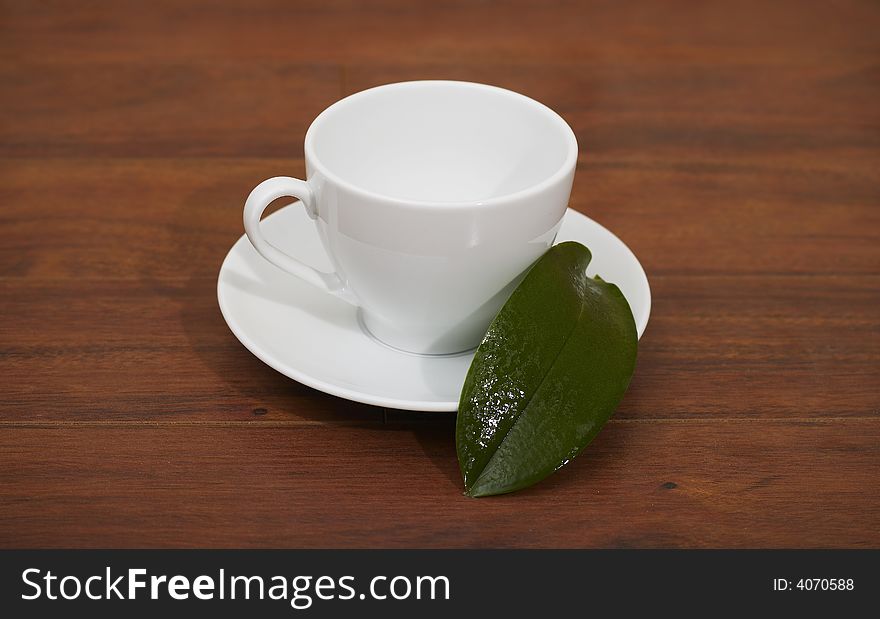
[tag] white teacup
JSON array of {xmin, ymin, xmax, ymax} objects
[{"xmin": 244, "ymin": 81, "xmax": 577, "ymax": 355}]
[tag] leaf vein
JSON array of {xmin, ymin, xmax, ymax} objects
[{"xmin": 469, "ymin": 287, "xmax": 587, "ymax": 491}]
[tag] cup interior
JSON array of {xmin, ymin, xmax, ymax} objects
[{"xmin": 306, "ymin": 81, "xmax": 577, "ymax": 205}]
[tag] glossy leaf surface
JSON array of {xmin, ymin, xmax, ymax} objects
[{"xmin": 457, "ymin": 242, "xmax": 637, "ymax": 497}]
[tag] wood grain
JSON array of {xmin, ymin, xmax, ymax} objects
[
  {"xmin": 1, "ymin": 274, "xmax": 877, "ymax": 422},
  {"xmin": 1, "ymin": 421, "xmax": 877, "ymax": 548},
  {"xmin": 0, "ymin": 0, "xmax": 878, "ymax": 548}
]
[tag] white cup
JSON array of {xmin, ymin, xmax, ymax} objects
[{"xmin": 244, "ymin": 80, "xmax": 577, "ymax": 355}]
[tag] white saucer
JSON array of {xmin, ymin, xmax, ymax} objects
[{"xmin": 217, "ymin": 205, "xmax": 651, "ymax": 412}]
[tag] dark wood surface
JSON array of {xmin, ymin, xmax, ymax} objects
[{"xmin": 1, "ymin": 0, "xmax": 878, "ymax": 548}]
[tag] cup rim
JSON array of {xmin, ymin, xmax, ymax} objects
[{"xmin": 303, "ymin": 80, "xmax": 578, "ymax": 209}]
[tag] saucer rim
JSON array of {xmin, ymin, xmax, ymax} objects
[
  {"xmin": 218, "ymin": 269, "xmax": 458, "ymax": 414},
  {"xmin": 217, "ymin": 206, "xmax": 650, "ymax": 412}
]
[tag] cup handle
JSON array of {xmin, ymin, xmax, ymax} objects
[{"xmin": 244, "ymin": 176, "xmax": 352, "ymax": 301}]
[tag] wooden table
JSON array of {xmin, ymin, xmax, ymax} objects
[{"xmin": 1, "ymin": 0, "xmax": 878, "ymax": 548}]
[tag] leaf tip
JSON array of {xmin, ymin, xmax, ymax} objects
[
  {"xmin": 464, "ymin": 476, "xmax": 506, "ymax": 498},
  {"xmin": 462, "ymin": 477, "xmax": 484, "ymax": 498}
]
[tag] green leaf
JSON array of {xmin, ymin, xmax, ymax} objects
[{"xmin": 456, "ymin": 241, "xmax": 637, "ymax": 497}]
